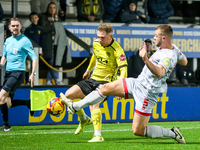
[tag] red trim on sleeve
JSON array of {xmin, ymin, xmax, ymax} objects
[
  {"xmin": 135, "ymin": 109, "xmax": 151, "ymax": 117},
  {"xmin": 122, "ymin": 78, "xmax": 129, "ymax": 99}
]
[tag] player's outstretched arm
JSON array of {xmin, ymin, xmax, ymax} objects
[
  {"xmin": 178, "ymin": 54, "xmax": 188, "ymax": 66},
  {"xmin": 139, "ymin": 42, "xmax": 166, "ymax": 78}
]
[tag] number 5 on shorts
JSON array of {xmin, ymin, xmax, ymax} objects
[{"xmin": 142, "ymin": 98, "xmax": 149, "ymax": 110}]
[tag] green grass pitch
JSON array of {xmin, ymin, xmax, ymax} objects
[{"xmin": 0, "ymin": 121, "xmax": 199, "ymax": 150}]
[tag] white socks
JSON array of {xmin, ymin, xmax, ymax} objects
[
  {"xmin": 94, "ymin": 130, "xmax": 101, "ymax": 136},
  {"xmin": 73, "ymin": 90, "xmax": 106, "ymax": 111},
  {"xmin": 144, "ymin": 126, "xmax": 176, "ymax": 138}
]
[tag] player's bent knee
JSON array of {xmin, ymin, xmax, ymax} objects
[{"xmin": 132, "ymin": 127, "xmax": 144, "ymax": 136}]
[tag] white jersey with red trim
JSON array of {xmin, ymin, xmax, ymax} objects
[{"xmin": 137, "ymin": 44, "xmax": 184, "ymax": 93}]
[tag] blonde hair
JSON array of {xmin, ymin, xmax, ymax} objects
[
  {"xmin": 98, "ymin": 23, "xmax": 113, "ymax": 35},
  {"xmin": 156, "ymin": 24, "xmax": 173, "ymax": 39},
  {"xmin": 9, "ymin": 18, "xmax": 22, "ymax": 25}
]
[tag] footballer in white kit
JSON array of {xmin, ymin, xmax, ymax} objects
[{"xmin": 122, "ymin": 44, "xmax": 184, "ymax": 116}]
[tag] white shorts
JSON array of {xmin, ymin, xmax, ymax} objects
[{"xmin": 122, "ymin": 78, "xmax": 158, "ymax": 117}]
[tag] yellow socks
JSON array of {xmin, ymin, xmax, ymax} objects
[
  {"xmin": 91, "ymin": 109, "xmax": 102, "ymax": 135},
  {"xmin": 76, "ymin": 109, "xmax": 87, "ymax": 121}
]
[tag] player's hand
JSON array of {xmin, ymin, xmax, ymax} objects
[
  {"xmin": 139, "ymin": 41, "xmax": 148, "ymax": 61},
  {"xmin": 83, "ymin": 71, "xmax": 90, "ymax": 80},
  {"xmin": 29, "ymin": 73, "xmax": 35, "ymax": 87},
  {"xmin": 115, "ymin": 96, "xmax": 122, "ymax": 100}
]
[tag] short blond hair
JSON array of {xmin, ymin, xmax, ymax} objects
[
  {"xmin": 9, "ymin": 18, "xmax": 22, "ymax": 25},
  {"xmin": 98, "ymin": 23, "xmax": 113, "ymax": 35},
  {"xmin": 156, "ymin": 24, "xmax": 173, "ymax": 39}
]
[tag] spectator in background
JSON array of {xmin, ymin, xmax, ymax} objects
[
  {"xmin": 59, "ymin": 0, "xmax": 67, "ymax": 21},
  {"xmin": 120, "ymin": 0, "xmax": 150, "ymax": 24},
  {"xmin": 24, "ymin": 12, "xmax": 43, "ymax": 85},
  {"xmin": 147, "ymin": 0, "xmax": 174, "ymax": 24},
  {"xmin": 24, "ymin": 12, "xmax": 43, "ymax": 47},
  {"xmin": 122, "ymin": 0, "xmax": 137, "ymax": 11},
  {"xmin": 77, "ymin": 0, "xmax": 104, "ymax": 22},
  {"xmin": 181, "ymin": 1, "xmax": 200, "ymax": 24},
  {"xmin": 31, "ymin": 0, "xmax": 65, "ymax": 19},
  {"xmin": 0, "ymin": 2, "xmax": 4, "ymax": 21},
  {"xmin": 38, "ymin": 2, "xmax": 71, "ymax": 85},
  {"xmin": 102, "ymin": 0, "xmax": 124, "ymax": 22},
  {"xmin": 128, "ymin": 39, "xmax": 155, "ymax": 78}
]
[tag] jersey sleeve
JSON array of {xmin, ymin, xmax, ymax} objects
[
  {"xmin": 3, "ymin": 40, "xmax": 7, "ymax": 57},
  {"xmin": 119, "ymin": 66, "xmax": 127, "ymax": 78},
  {"xmin": 115, "ymin": 46, "xmax": 128, "ymax": 78},
  {"xmin": 24, "ymin": 39, "xmax": 37, "ymax": 60},
  {"xmin": 115, "ymin": 47, "xmax": 128, "ymax": 68},
  {"xmin": 87, "ymin": 53, "xmax": 96, "ymax": 72},
  {"xmin": 177, "ymin": 50, "xmax": 184, "ymax": 61},
  {"xmin": 158, "ymin": 57, "xmax": 171, "ymax": 72}
]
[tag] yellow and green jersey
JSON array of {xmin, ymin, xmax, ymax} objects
[{"xmin": 87, "ymin": 39, "xmax": 128, "ymax": 82}]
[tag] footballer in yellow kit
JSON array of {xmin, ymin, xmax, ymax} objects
[
  {"xmin": 89, "ymin": 39, "xmax": 127, "ymax": 82},
  {"xmin": 62, "ymin": 23, "xmax": 127, "ymax": 142}
]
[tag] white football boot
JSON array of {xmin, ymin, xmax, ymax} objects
[
  {"xmin": 60, "ymin": 93, "xmax": 76, "ymax": 114},
  {"xmin": 171, "ymin": 127, "xmax": 186, "ymax": 144}
]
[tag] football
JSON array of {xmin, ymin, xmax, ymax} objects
[{"xmin": 46, "ymin": 97, "xmax": 65, "ymax": 116}]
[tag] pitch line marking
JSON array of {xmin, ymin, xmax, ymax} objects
[{"xmin": 0, "ymin": 126, "xmax": 199, "ymax": 136}]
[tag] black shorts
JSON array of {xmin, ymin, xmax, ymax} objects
[
  {"xmin": 3, "ymin": 71, "xmax": 25, "ymax": 100},
  {"xmin": 77, "ymin": 78, "xmax": 108, "ymax": 95}
]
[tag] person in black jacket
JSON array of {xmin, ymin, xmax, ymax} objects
[
  {"xmin": 147, "ymin": 0, "xmax": 174, "ymax": 24},
  {"xmin": 128, "ymin": 39, "xmax": 155, "ymax": 78},
  {"xmin": 120, "ymin": 0, "xmax": 150, "ymax": 24},
  {"xmin": 77, "ymin": 0, "xmax": 104, "ymax": 22},
  {"xmin": 24, "ymin": 12, "xmax": 43, "ymax": 47},
  {"xmin": 38, "ymin": 2, "xmax": 64, "ymax": 85}
]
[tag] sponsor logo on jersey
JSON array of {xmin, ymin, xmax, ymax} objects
[
  {"xmin": 120, "ymin": 54, "xmax": 126, "ymax": 61},
  {"xmin": 163, "ymin": 58, "xmax": 170, "ymax": 66},
  {"xmin": 13, "ymin": 48, "xmax": 18, "ymax": 54},
  {"xmin": 97, "ymin": 57, "xmax": 108, "ymax": 64},
  {"xmin": 106, "ymin": 52, "xmax": 111, "ymax": 57}
]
